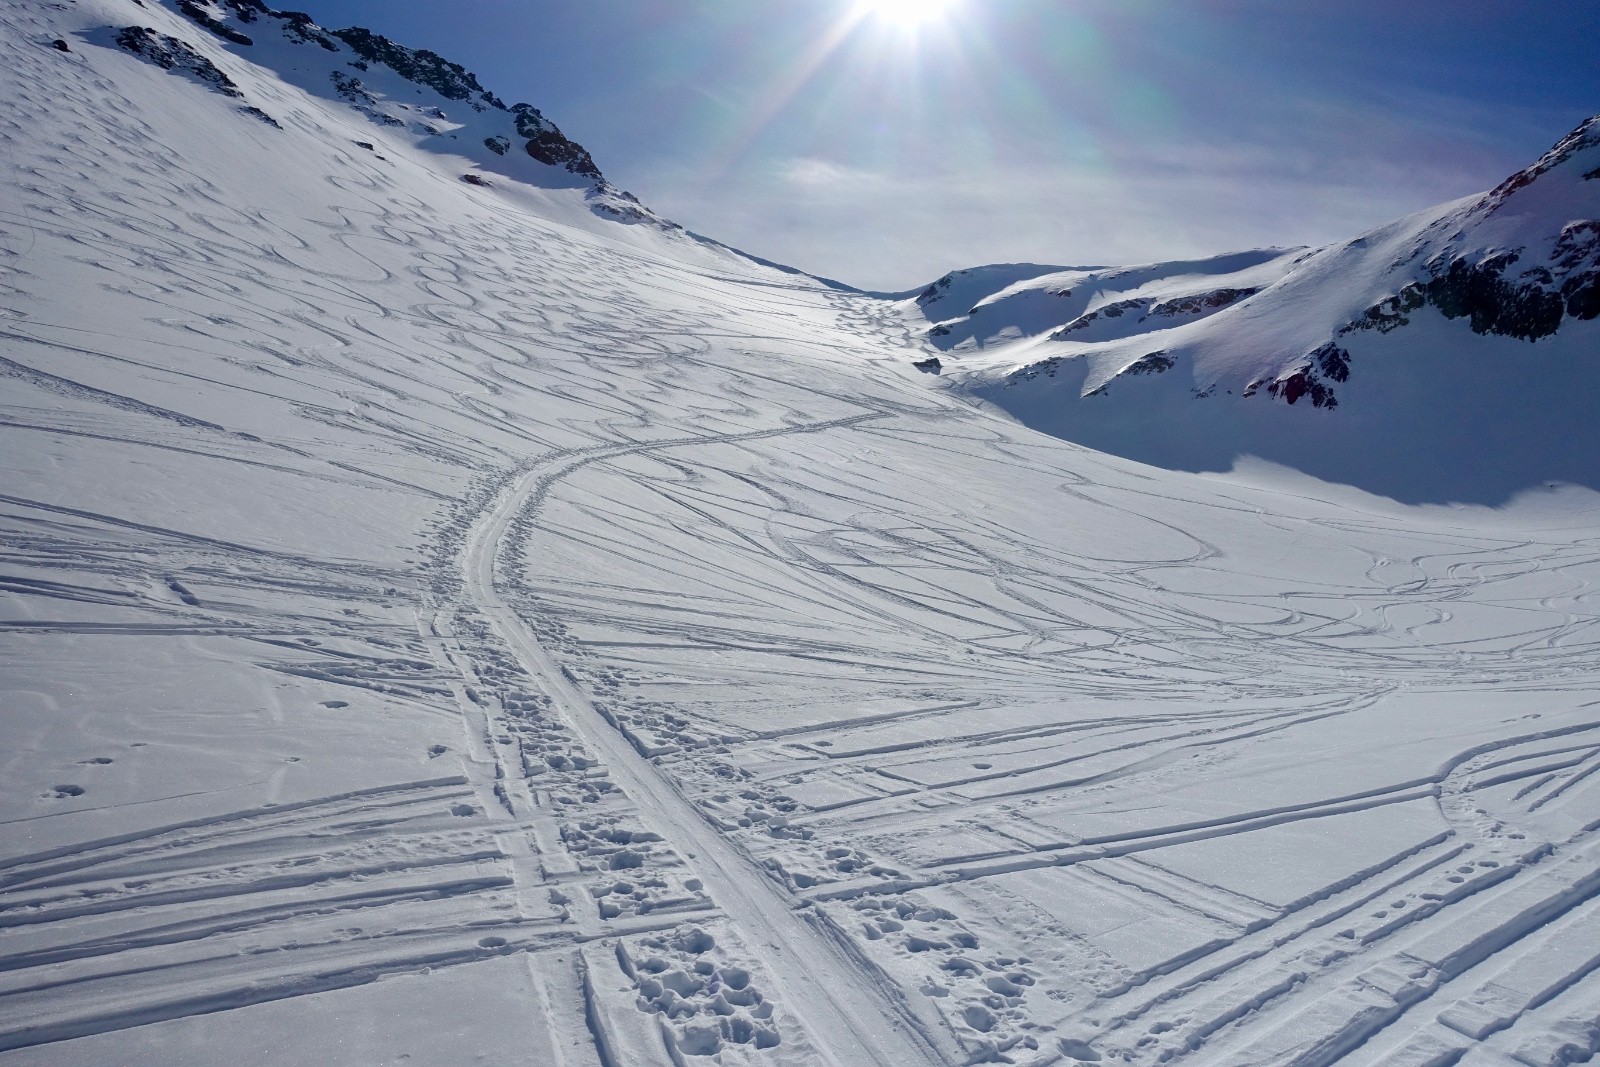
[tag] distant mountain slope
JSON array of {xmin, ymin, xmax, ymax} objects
[
  {"xmin": 905, "ymin": 250, "xmax": 1303, "ymax": 354},
  {"xmin": 903, "ymin": 116, "xmax": 1600, "ymax": 503}
]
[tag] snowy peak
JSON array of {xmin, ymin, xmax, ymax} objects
[
  {"xmin": 912, "ymin": 116, "xmax": 1600, "ymax": 502},
  {"xmin": 1387, "ymin": 114, "xmax": 1600, "ymax": 338},
  {"xmin": 913, "ymin": 117, "xmax": 1599, "ymax": 425},
  {"xmin": 104, "ymin": 0, "xmax": 673, "ymax": 225},
  {"xmin": 1475, "ymin": 114, "xmax": 1600, "ymax": 219}
]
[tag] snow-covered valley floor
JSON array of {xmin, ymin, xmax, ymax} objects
[{"xmin": 4, "ymin": 3, "xmax": 1600, "ymax": 1065}]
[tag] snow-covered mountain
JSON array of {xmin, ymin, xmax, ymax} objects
[
  {"xmin": 5, "ymin": 2, "xmax": 1600, "ymax": 1066},
  {"xmin": 891, "ymin": 120, "xmax": 1600, "ymax": 502},
  {"xmin": 110, "ymin": 0, "xmax": 678, "ymax": 223}
]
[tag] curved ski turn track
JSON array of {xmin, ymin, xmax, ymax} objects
[{"xmin": 459, "ymin": 416, "xmax": 959, "ymax": 1067}]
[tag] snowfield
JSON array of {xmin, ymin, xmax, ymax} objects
[{"xmin": 3, "ymin": 2, "xmax": 1600, "ymax": 1065}]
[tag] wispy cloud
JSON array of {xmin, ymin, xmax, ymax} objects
[{"xmin": 773, "ymin": 157, "xmax": 885, "ymax": 189}]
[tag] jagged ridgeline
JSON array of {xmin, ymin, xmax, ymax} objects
[
  {"xmin": 1142, "ymin": 115, "xmax": 1600, "ymax": 410},
  {"xmin": 156, "ymin": 0, "xmax": 603, "ymax": 180},
  {"xmin": 907, "ymin": 115, "xmax": 1598, "ymax": 418}
]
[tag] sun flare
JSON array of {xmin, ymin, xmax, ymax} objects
[{"xmin": 853, "ymin": 0, "xmax": 958, "ymax": 29}]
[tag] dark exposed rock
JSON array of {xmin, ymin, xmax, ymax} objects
[
  {"xmin": 1053, "ymin": 298, "xmax": 1147, "ymax": 338},
  {"xmin": 1267, "ymin": 370, "xmax": 1337, "ymax": 409},
  {"xmin": 1586, "ymin": 167, "xmax": 1600, "ymax": 181},
  {"xmin": 912, "ymin": 357, "xmax": 942, "ymax": 374},
  {"xmin": 1565, "ymin": 274, "xmax": 1600, "ymax": 319},
  {"xmin": 1312, "ymin": 342, "xmax": 1350, "ymax": 384},
  {"xmin": 175, "ymin": 0, "xmax": 253, "ymax": 45},
  {"xmin": 1551, "ymin": 220, "xmax": 1600, "ymax": 272},
  {"xmin": 216, "ymin": 0, "xmax": 268, "ymax": 18},
  {"xmin": 115, "ymin": 26, "xmax": 243, "ymax": 97},
  {"xmin": 1014, "ymin": 357, "xmax": 1063, "ymax": 382},
  {"xmin": 330, "ymin": 26, "xmax": 503, "ymax": 107},
  {"xmin": 272, "ymin": 9, "xmax": 339, "ymax": 50},
  {"xmin": 50, "ymin": 38, "xmax": 71, "ymax": 52},
  {"xmin": 1122, "ymin": 352, "xmax": 1174, "ymax": 375},
  {"xmin": 1149, "ymin": 287, "xmax": 1260, "ymax": 317},
  {"xmin": 1345, "ymin": 216, "xmax": 1598, "ymax": 342},
  {"xmin": 460, "ymin": 173, "xmax": 491, "ymax": 187},
  {"xmin": 239, "ymin": 105, "xmax": 280, "ymax": 127},
  {"xmin": 352, "ymin": 140, "xmax": 374, "ymax": 150},
  {"xmin": 1553, "ymin": 220, "xmax": 1600, "ymax": 320},
  {"xmin": 1246, "ymin": 344, "xmax": 1345, "ymax": 409},
  {"xmin": 585, "ymin": 184, "xmax": 662, "ymax": 224},
  {"xmin": 515, "ymin": 105, "xmax": 601, "ymax": 179},
  {"xmin": 927, "ymin": 323, "xmax": 951, "ymax": 338},
  {"xmin": 1422, "ymin": 255, "xmax": 1565, "ymax": 341},
  {"xmin": 1051, "ymin": 287, "xmax": 1260, "ymax": 343},
  {"xmin": 524, "ymin": 129, "xmax": 599, "ymax": 178},
  {"xmin": 483, "ymin": 135, "xmax": 510, "ymax": 156},
  {"xmin": 1341, "ymin": 283, "xmax": 1426, "ymax": 335},
  {"xmin": 329, "ymin": 70, "xmax": 374, "ymax": 107},
  {"xmin": 917, "ymin": 274, "xmax": 953, "ymax": 306}
]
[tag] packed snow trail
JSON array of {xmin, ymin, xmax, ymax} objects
[{"xmin": 459, "ymin": 414, "xmax": 959, "ymax": 1067}]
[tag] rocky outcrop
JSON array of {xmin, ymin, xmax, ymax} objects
[
  {"xmin": 513, "ymin": 105, "xmax": 601, "ymax": 180},
  {"xmin": 1342, "ymin": 219, "xmax": 1599, "ymax": 347},
  {"xmin": 329, "ymin": 26, "xmax": 504, "ymax": 109},
  {"xmin": 175, "ymin": 0, "xmax": 253, "ymax": 45},
  {"xmin": 156, "ymin": 0, "xmax": 613, "ymax": 184},
  {"xmin": 1420, "ymin": 255, "xmax": 1565, "ymax": 340},
  {"xmin": 1239, "ymin": 344, "xmax": 1346, "ymax": 409},
  {"xmin": 916, "ymin": 274, "xmax": 953, "ymax": 307},
  {"xmin": 1052, "ymin": 287, "xmax": 1259, "ymax": 341},
  {"xmin": 1149, "ymin": 287, "xmax": 1259, "ymax": 318},
  {"xmin": 1122, "ymin": 352, "xmax": 1174, "ymax": 376},
  {"xmin": 1052, "ymin": 298, "xmax": 1146, "ymax": 338},
  {"xmin": 116, "ymin": 26, "xmax": 242, "ymax": 96}
]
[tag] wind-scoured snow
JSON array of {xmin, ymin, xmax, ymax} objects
[{"xmin": 3, "ymin": 2, "xmax": 1600, "ymax": 1066}]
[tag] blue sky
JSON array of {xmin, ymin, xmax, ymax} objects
[{"xmin": 293, "ymin": 0, "xmax": 1598, "ymax": 291}]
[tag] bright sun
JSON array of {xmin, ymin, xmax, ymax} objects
[{"xmin": 853, "ymin": 0, "xmax": 957, "ymax": 28}]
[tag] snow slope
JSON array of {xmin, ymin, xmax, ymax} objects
[
  {"xmin": 4, "ymin": 2, "xmax": 1600, "ymax": 1066},
  {"xmin": 887, "ymin": 122, "xmax": 1600, "ymax": 504}
]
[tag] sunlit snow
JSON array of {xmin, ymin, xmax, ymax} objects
[{"xmin": 3, "ymin": 2, "xmax": 1599, "ymax": 1066}]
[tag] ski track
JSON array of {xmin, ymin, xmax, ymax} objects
[
  {"xmin": 458, "ymin": 419, "xmax": 958, "ymax": 1067},
  {"xmin": 1, "ymin": 2, "xmax": 1599, "ymax": 1063}
]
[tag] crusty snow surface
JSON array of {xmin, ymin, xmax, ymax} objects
[{"xmin": 5, "ymin": 3, "xmax": 1600, "ymax": 1066}]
